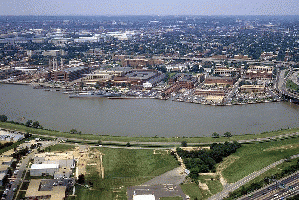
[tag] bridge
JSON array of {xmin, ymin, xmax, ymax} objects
[{"xmin": 276, "ymin": 69, "xmax": 299, "ymax": 103}]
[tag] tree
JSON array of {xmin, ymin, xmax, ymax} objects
[
  {"xmin": 181, "ymin": 141, "xmax": 187, "ymax": 147},
  {"xmin": 0, "ymin": 115, "xmax": 8, "ymax": 122},
  {"xmin": 25, "ymin": 120, "xmax": 32, "ymax": 127},
  {"xmin": 224, "ymin": 132, "xmax": 232, "ymax": 138},
  {"xmin": 32, "ymin": 121, "xmax": 40, "ymax": 128},
  {"xmin": 212, "ymin": 132, "xmax": 220, "ymax": 138},
  {"xmin": 126, "ymin": 142, "xmax": 131, "ymax": 147},
  {"xmin": 78, "ymin": 174, "xmax": 85, "ymax": 184},
  {"xmin": 24, "ymin": 132, "xmax": 31, "ymax": 138},
  {"xmin": 70, "ymin": 129, "xmax": 78, "ymax": 134}
]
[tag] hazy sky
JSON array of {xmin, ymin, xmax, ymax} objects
[{"xmin": 0, "ymin": 0, "xmax": 298, "ymax": 16}]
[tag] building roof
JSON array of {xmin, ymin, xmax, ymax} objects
[
  {"xmin": 31, "ymin": 164, "xmax": 59, "ymax": 170},
  {"xmin": 0, "ymin": 172, "xmax": 6, "ymax": 181},
  {"xmin": 25, "ymin": 179, "xmax": 66, "ymax": 200}
]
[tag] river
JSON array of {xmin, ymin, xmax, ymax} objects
[{"xmin": 0, "ymin": 83, "xmax": 298, "ymax": 137}]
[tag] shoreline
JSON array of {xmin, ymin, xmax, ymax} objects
[
  {"xmin": 0, "ymin": 82, "xmax": 285, "ymax": 106},
  {"xmin": 0, "ymin": 121, "xmax": 298, "ymax": 144}
]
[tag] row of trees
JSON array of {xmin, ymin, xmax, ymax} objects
[
  {"xmin": 177, "ymin": 141, "xmax": 241, "ymax": 180},
  {"xmin": 212, "ymin": 132, "xmax": 232, "ymax": 138},
  {"xmin": 25, "ymin": 120, "xmax": 40, "ymax": 128}
]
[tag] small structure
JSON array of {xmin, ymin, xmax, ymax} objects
[{"xmin": 133, "ymin": 195, "xmax": 155, "ymax": 200}]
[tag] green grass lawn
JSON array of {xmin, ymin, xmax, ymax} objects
[
  {"xmin": 180, "ymin": 182, "xmax": 211, "ymax": 200},
  {"xmin": 75, "ymin": 148, "xmax": 179, "ymax": 200},
  {"xmin": 223, "ymin": 137, "xmax": 299, "ymax": 183},
  {"xmin": 180, "ymin": 175, "xmax": 223, "ymax": 200},
  {"xmin": 230, "ymin": 158, "xmax": 299, "ymax": 195},
  {"xmin": 45, "ymin": 144, "xmax": 75, "ymax": 152}
]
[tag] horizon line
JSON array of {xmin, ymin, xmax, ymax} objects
[{"xmin": 1, "ymin": 14, "xmax": 299, "ymax": 17}]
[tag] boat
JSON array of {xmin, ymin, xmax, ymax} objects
[{"xmin": 69, "ymin": 91, "xmax": 121, "ymax": 98}]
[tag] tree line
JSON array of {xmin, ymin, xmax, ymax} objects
[{"xmin": 177, "ymin": 141, "xmax": 241, "ymax": 180}]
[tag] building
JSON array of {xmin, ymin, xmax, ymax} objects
[
  {"xmin": 0, "ymin": 129, "xmax": 25, "ymax": 142},
  {"xmin": 194, "ymin": 89, "xmax": 225, "ymax": 97},
  {"xmin": 83, "ymin": 67, "xmax": 132, "ymax": 86},
  {"xmin": 204, "ymin": 77, "xmax": 235, "ymax": 86},
  {"xmin": 123, "ymin": 59, "xmax": 149, "ymax": 69},
  {"xmin": 169, "ymin": 73, "xmax": 197, "ymax": 89},
  {"xmin": 125, "ymin": 70, "xmax": 161, "ymax": 89},
  {"xmin": 50, "ymin": 66, "xmax": 89, "ymax": 82},
  {"xmin": 54, "ymin": 167, "xmax": 72, "ymax": 179},
  {"xmin": 214, "ymin": 66, "xmax": 239, "ymax": 77},
  {"xmin": 25, "ymin": 179, "xmax": 67, "ymax": 200},
  {"xmin": 122, "ymin": 58, "xmax": 164, "ymax": 69},
  {"xmin": 244, "ymin": 70, "xmax": 272, "ymax": 80},
  {"xmin": 42, "ymin": 50, "xmax": 66, "ymax": 57},
  {"xmin": 244, "ymin": 66, "xmax": 273, "ymax": 80},
  {"xmin": 240, "ymin": 85, "xmax": 265, "ymax": 93},
  {"xmin": 30, "ymin": 164, "xmax": 59, "ymax": 176}
]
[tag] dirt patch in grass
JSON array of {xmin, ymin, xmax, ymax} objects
[
  {"xmin": 89, "ymin": 148, "xmax": 104, "ymax": 179},
  {"xmin": 216, "ymin": 156, "xmax": 240, "ymax": 186},
  {"xmin": 264, "ymin": 143, "xmax": 299, "ymax": 151}
]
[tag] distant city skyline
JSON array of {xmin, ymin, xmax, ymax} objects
[{"xmin": 0, "ymin": 0, "xmax": 298, "ymax": 16}]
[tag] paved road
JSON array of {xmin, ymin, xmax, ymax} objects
[
  {"xmin": 207, "ymin": 154, "xmax": 299, "ymax": 200},
  {"xmin": 238, "ymin": 171, "xmax": 299, "ymax": 200},
  {"xmin": 127, "ymin": 184, "xmax": 188, "ymax": 200},
  {"xmin": 142, "ymin": 167, "xmax": 186, "ymax": 186}
]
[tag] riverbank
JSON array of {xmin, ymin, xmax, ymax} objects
[
  {"xmin": 0, "ymin": 81, "xmax": 284, "ymax": 106},
  {"xmin": 0, "ymin": 121, "xmax": 298, "ymax": 145}
]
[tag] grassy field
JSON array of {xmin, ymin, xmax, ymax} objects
[
  {"xmin": 198, "ymin": 175, "xmax": 223, "ymax": 195},
  {"xmin": 180, "ymin": 182, "xmax": 211, "ymax": 200},
  {"xmin": 228, "ymin": 158, "xmax": 299, "ymax": 197},
  {"xmin": 180, "ymin": 175, "xmax": 223, "ymax": 200},
  {"xmin": 44, "ymin": 144, "xmax": 75, "ymax": 152},
  {"xmin": 74, "ymin": 147, "xmax": 179, "ymax": 200},
  {"xmin": 1, "ymin": 121, "xmax": 298, "ymax": 144},
  {"xmin": 222, "ymin": 136, "xmax": 299, "ymax": 183}
]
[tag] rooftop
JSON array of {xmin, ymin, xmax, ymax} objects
[{"xmin": 31, "ymin": 164, "xmax": 59, "ymax": 170}]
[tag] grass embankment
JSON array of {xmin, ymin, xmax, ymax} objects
[
  {"xmin": 225, "ymin": 158, "xmax": 299, "ymax": 199},
  {"xmin": 180, "ymin": 136, "xmax": 299, "ymax": 200},
  {"xmin": 1, "ymin": 121, "xmax": 298, "ymax": 144},
  {"xmin": 223, "ymin": 136, "xmax": 299, "ymax": 183},
  {"xmin": 74, "ymin": 147, "xmax": 179, "ymax": 200}
]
